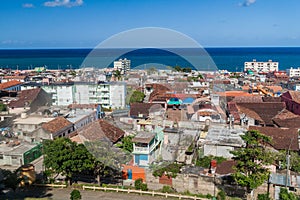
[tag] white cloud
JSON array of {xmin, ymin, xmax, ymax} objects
[
  {"xmin": 43, "ymin": 0, "xmax": 83, "ymax": 8},
  {"xmin": 22, "ymin": 3, "xmax": 34, "ymax": 8},
  {"xmin": 239, "ymin": 0, "xmax": 256, "ymax": 7}
]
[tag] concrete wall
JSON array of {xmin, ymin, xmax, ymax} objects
[
  {"xmin": 110, "ymin": 83, "xmax": 126, "ymax": 109},
  {"xmin": 204, "ymin": 144, "xmax": 234, "ymax": 158},
  {"xmin": 146, "ymin": 170, "xmax": 215, "ymax": 196},
  {"xmin": 0, "ymin": 154, "xmax": 23, "ymax": 166}
]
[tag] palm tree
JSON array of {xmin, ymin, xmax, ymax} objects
[{"xmin": 113, "ymin": 70, "xmax": 122, "ymax": 81}]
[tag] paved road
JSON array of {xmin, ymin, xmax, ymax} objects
[{"xmin": 1, "ymin": 187, "xmax": 167, "ymax": 200}]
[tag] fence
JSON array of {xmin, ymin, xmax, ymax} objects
[{"xmin": 82, "ymin": 185, "xmax": 206, "ymax": 200}]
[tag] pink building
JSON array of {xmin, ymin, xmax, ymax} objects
[{"xmin": 281, "ymin": 91, "xmax": 300, "ymax": 115}]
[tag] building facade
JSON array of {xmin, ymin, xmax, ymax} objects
[
  {"xmin": 244, "ymin": 59, "xmax": 279, "ymax": 73},
  {"xmin": 42, "ymin": 82, "xmax": 126, "ymax": 108},
  {"xmin": 287, "ymin": 67, "xmax": 300, "ymax": 77},
  {"xmin": 114, "ymin": 58, "xmax": 131, "ymax": 74}
]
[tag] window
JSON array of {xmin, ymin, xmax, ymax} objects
[
  {"xmin": 11, "ymin": 156, "xmax": 18, "ymax": 159},
  {"xmin": 0, "ymin": 155, "xmax": 3, "ymax": 159}
]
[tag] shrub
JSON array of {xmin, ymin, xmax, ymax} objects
[
  {"xmin": 134, "ymin": 178, "xmax": 147, "ymax": 191},
  {"xmin": 70, "ymin": 189, "xmax": 81, "ymax": 200},
  {"xmin": 279, "ymin": 187, "xmax": 298, "ymax": 200},
  {"xmin": 161, "ymin": 185, "xmax": 175, "ymax": 193},
  {"xmin": 217, "ymin": 189, "xmax": 226, "ymax": 200},
  {"xmin": 152, "ymin": 163, "xmax": 183, "ymax": 178},
  {"xmin": 257, "ymin": 193, "xmax": 271, "ymax": 200}
]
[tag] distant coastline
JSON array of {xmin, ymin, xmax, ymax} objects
[{"xmin": 1, "ymin": 47, "xmax": 300, "ymax": 71}]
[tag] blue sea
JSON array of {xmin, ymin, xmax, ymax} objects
[{"xmin": 0, "ymin": 47, "xmax": 300, "ymax": 72}]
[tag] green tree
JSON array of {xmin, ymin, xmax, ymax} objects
[
  {"xmin": 217, "ymin": 189, "xmax": 226, "ymax": 200},
  {"xmin": 231, "ymin": 130, "xmax": 274, "ymax": 194},
  {"xmin": 276, "ymin": 151, "xmax": 300, "ymax": 173},
  {"xmin": 113, "ymin": 70, "xmax": 122, "ymax": 81},
  {"xmin": 153, "ymin": 163, "xmax": 183, "ymax": 178},
  {"xmin": 257, "ymin": 193, "xmax": 271, "ymax": 200},
  {"xmin": 116, "ymin": 135, "xmax": 134, "ymax": 153},
  {"xmin": 43, "ymin": 138, "xmax": 95, "ymax": 185},
  {"xmin": 174, "ymin": 65, "xmax": 182, "ymax": 72},
  {"xmin": 70, "ymin": 189, "xmax": 81, "ymax": 200},
  {"xmin": 129, "ymin": 90, "xmax": 145, "ymax": 103},
  {"xmin": 1, "ymin": 169, "xmax": 20, "ymax": 191},
  {"xmin": 196, "ymin": 155, "xmax": 226, "ymax": 168},
  {"xmin": 134, "ymin": 178, "xmax": 148, "ymax": 191},
  {"xmin": 279, "ymin": 187, "xmax": 298, "ymax": 200},
  {"xmin": 84, "ymin": 140, "xmax": 131, "ymax": 185},
  {"xmin": 0, "ymin": 103, "xmax": 7, "ymax": 112}
]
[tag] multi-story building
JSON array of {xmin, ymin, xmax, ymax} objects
[
  {"xmin": 41, "ymin": 82, "xmax": 126, "ymax": 108},
  {"xmin": 287, "ymin": 67, "xmax": 300, "ymax": 77},
  {"xmin": 244, "ymin": 59, "xmax": 279, "ymax": 73},
  {"xmin": 114, "ymin": 58, "xmax": 131, "ymax": 74},
  {"xmin": 132, "ymin": 128, "xmax": 163, "ymax": 167}
]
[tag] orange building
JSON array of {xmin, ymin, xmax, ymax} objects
[{"xmin": 122, "ymin": 165, "xmax": 146, "ymax": 181}]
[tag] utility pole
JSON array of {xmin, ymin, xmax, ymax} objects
[{"xmin": 285, "ymin": 137, "xmax": 293, "ymax": 188}]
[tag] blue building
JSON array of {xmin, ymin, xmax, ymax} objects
[{"xmin": 132, "ymin": 127, "xmax": 163, "ymax": 167}]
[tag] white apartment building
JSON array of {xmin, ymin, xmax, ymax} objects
[
  {"xmin": 287, "ymin": 67, "xmax": 300, "ymax": 77},
  {"xmin": 42, "ymin": 82, "xmax": 126, "ymax": 108},
  {"xmin": 244, "ymin": 59, "xmax": 279, "ymax": 73},
  {"xmin": 114, "ymin": 58, "xmax": 131, "ymax": 74}
]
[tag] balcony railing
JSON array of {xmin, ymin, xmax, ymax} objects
[{"xmin": 133, "ymin": 146, "xmax": 149, "ymax": 153}]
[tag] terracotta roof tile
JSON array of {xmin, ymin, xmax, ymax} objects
[
  {"xmin": 232, "ymin": 96, "xmax": 263, "ymax": 103},
  {"xmin": 0, "ymin": 80, "xmax": 22, "ymax": 90},
  {"xmin": 218, "ymin": 91, "xmax": 253, "ymax": 97},
  {"xmin": 3, "ymin": 76, "xmax": 27, "ymax": 80},
  {"xmin": 130, "ymin": 103, "xmax": 161, "ymax": 118},
  {"xmin": 237, "ymin": 102, "xmax": 285, "ymax": 125},
  {"xmin": 272, "ymin": 109, "xmax": 300, "ymax": 128},
  {"xmin": 9, "ymin": 88, "xmax": 41, "ymax": 108},
  {"xmin": 216, "ymin": 160, "xmax": 236, "ymax": 175},
  {"xmin": 249, "ymin": 126, "xmax": 299, "ymax": 151},
  {"xmin": 287, "ymin": 91, "xmax": 300, "ymax": 104},
  {"xmin": 78, "ymin": 119, "xmax": 124, "ymax": 143},
  {"xmin": 42, "ymin": 117, "xmax": 73, "ymax": 134}
]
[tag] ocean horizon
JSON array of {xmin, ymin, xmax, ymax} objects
[{"xmin": 1, "ymin": 47, "xmax": 300, "ymax": 72}]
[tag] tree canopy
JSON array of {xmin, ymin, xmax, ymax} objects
[
  {"xmin": 0, "ymin": 169, "xmax": 20, "ymax": 191},
  {"xmin": 231, "ymin": 130, "xmax": 274, "ymax": 193},
  {"xmin": 116, "ymin": 135, "xmax": 134, "ymax": 153},
  {"xmin": 129, "ymin": 90, "xmax": 145, "ymax": 103},
  {"xmin": 276, "ymin": 151, "xmax": 300, "ymax": 173},
  {"xmin": 43, "ymin": 138, "xmax": 95, "ymax": 184}
]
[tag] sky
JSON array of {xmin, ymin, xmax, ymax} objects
[{"xmin": 0, "ymin": 0, "xmax": 300, "ymax": 48}]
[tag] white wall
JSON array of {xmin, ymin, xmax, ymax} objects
[
  {"xmin": 56, "ymin": 85, "xmax": 73, "ymax": 106},
  {"xmin": 110, "ymin": 83, "xmax": 126, "ymax": 109}
]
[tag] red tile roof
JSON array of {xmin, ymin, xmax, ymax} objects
[
  {"xmin": 218, "ymin": 91, "xmax": 253, "ymax": 97},
  {"xmin": 249, "ymin": 126, "xmax": 299, "ymax": 151},
  {"xmin": 237, "ymin": 102, "xmax": 286, "ymax": 126},
  {"xmin": 9, "ymin": 88, "xmax": 41, "ymax": 108},
  {"xmin": 42, "ymin": 117, "xmax": 73, "ymax": 134},
  {"xmin": 272, "ymin": 109, "xmax": 300, "ymax": 128},
  {"xmin": 232, "ymin": 96, "xmax": 263, "ymax": 103},
  {"xmin": 3, "ymin": 76, "xmax": 27, "ymax": 80},
  {"xmin": 0, "ymin": 80, "xmax": 22, "ymax": 90},
  {"xmin": 284, "ymin": 91, "xmax": 300, "ymax": 104},
  {"xmin": 216, "ymin": 160, "xmax": 236, "ymax": 175},
  {"xmin": 130, "ymin": 103, "xmax": 162, "ymax": 118},
  {"xmin": 78, "ymin": 119, "xmax": 125, "ymax": 143}
]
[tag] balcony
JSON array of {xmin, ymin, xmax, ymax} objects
[
  {"xmin": 99, "ymin": 87, "xmax": 109, "ymax": 92},
  {"xmin": 133, "ymin": 146, "xmax": 149, "ymax": 154}
]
